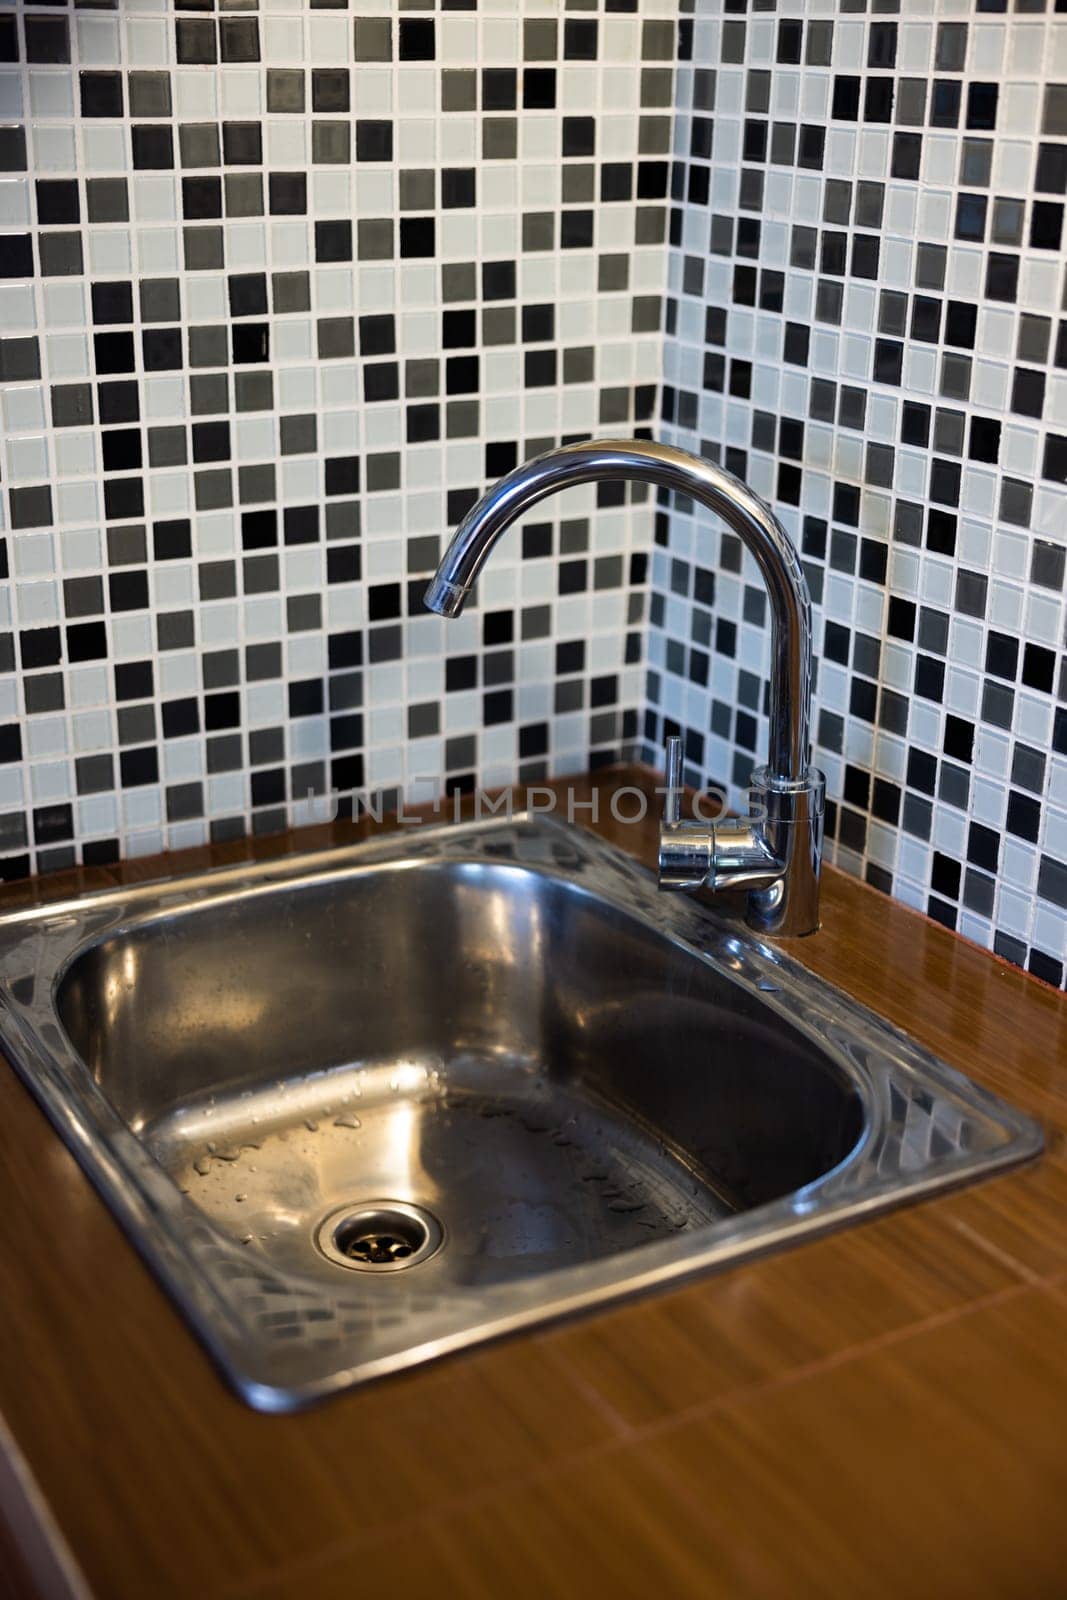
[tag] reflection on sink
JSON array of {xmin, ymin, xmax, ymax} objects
[
  {"xmin": 57, "ymin": 859, "xmax": 863, "ymax": 1286},
  {"xmin": 0, "ymin": 817, "xmax": 1042, "ymax": 1408}
]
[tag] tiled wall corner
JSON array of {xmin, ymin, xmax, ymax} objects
[
  {"xmin": 649, "ymin": 0, "xmax": 1067, "ymax": 987},
  {"xmin": 1, "ymin": 0, "xmax": 1064, "ymax": 990},
  {"xmin": 0, "ymin": 0, "xmax": 675, "ymax": 873}
]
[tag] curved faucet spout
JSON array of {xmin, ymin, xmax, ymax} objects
[
  {"xmin": 424, "ymin": 438, "xmax": 812, "ymax": 784},
  {"xmin": 424, "ymin": 438, "xmax": 825, "ymax": 936}
]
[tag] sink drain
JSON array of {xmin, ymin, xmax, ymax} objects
[{"xmin": 316, "ymin": 1201, "xmax": 443, "ymax": 1272}]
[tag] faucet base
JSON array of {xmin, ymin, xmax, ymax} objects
[
  {"xmin": 658, "ymin": 766, "xmax": 826, "ymax": 938},
  {"xmin": 745, "ymin": 766, "xmax": 825, "ymax": 937}
]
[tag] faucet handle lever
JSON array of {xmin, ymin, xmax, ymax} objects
[{"xmin": 663, "ymin": 735, "xmax": 683, "ymax": 826}]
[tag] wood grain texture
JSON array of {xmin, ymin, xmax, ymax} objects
[{"xmin": 0, "ymin": 767, "xmax": 1064, "ymax": 1600}]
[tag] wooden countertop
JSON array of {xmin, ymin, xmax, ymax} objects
[{"xmin": 1, "ymin": 767, "xmax": 1065, "ymax": 1600}]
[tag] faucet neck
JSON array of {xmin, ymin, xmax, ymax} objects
[{"xmin": 425, "ymin": 438, "xmax": 813, "ymax": 785}]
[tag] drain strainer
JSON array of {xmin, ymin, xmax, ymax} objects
[{"xmin": 316, "ymin": 1200, "xmax": 443, "ymax": 1272}]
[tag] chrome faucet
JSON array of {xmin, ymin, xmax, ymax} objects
[{"xmin": 424, "ymin": 438, "xmax": 825, "ymax": 937}]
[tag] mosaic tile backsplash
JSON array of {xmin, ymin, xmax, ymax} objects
[
  {"xmin": 0, "ymin": 0, "xmax": 669, "ymax": 870},
  {"xmin": 649, "ymin": 0, "xmax": 1067, "ymax": 988},
  {"xmin": 0, "ymin": 0, "xmax": 1064, "ymax": 989}
]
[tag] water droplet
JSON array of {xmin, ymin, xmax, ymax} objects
[
  {"xmin": 333, "ymin": 1114, "xmax": 362, "ymax": 1130},
  {"xmin": 235, "ymin": 1192, "xmax": 247, "ymax": 1202},
  {"xmin": 304, "ymin": 1117, "xmax": 318, "ymax": 1132}
]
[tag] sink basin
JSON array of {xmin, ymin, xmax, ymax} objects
[{"xmin": 0, "ymin": 816, "xmax": 1041, "ymax": 1408}]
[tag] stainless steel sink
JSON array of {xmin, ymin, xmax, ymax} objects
[{"xmin": 0, "ymin": 816, "xmax": 1041, "ymax": 1409}]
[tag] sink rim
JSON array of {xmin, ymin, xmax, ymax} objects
[{"xmin": 0, "ymin": 814, "xmax": 1044, "ymax": 1410}]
